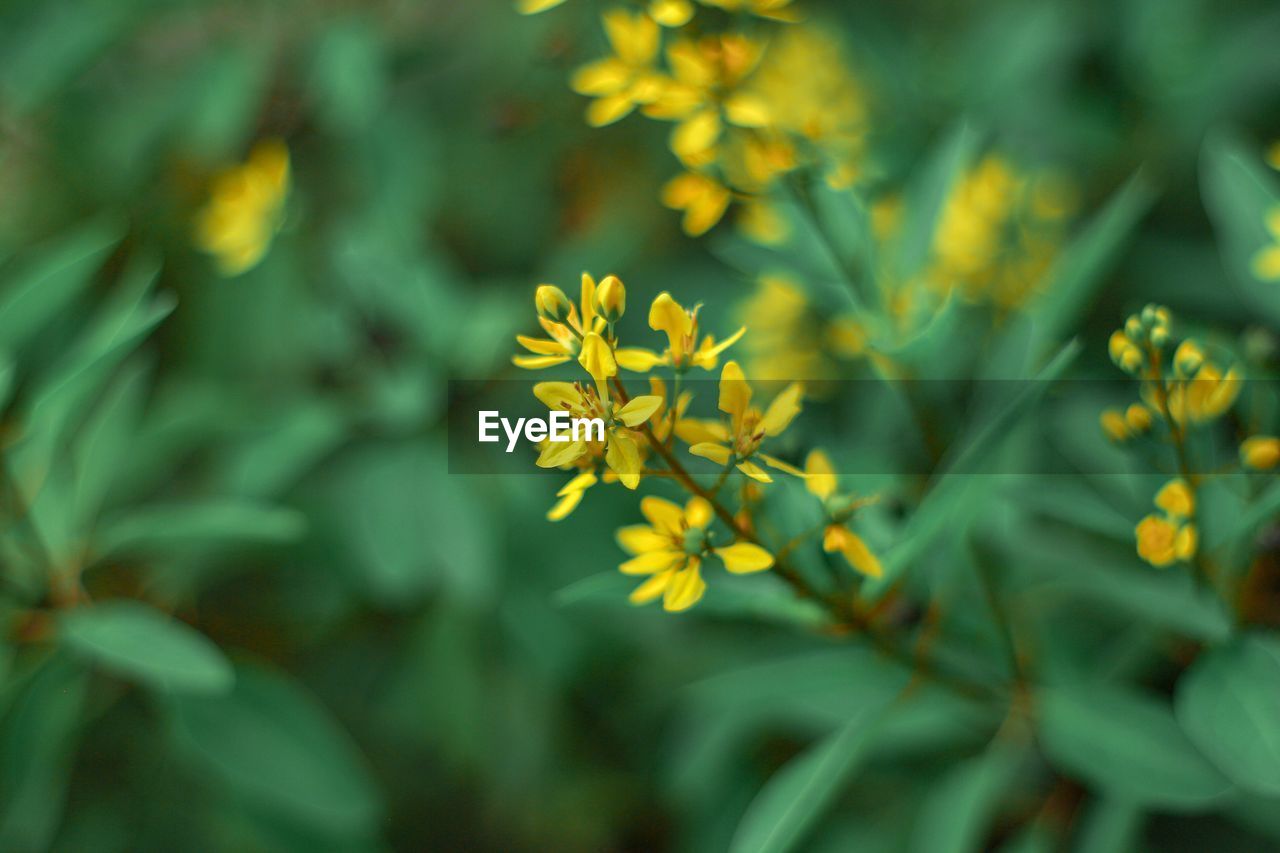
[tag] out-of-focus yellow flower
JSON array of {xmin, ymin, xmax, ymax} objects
[
  {"xmin": 688, "ymin": 361, "xmax": 802, "ymax": 482},
  {"xmin": 738, "ymin": 199, "xmax": 789, "ymax": 244},
  {"xmin": 737, "ymin": 275, "xmax": 866, "ymax": 382},
  {"xmin": 650, "ymin": 0, "xmax": 695, "ymax": 25},
  {"xmin": 534, "ymin": 380, "xmax": 661, "ymax": 488},
  {"xmin": 571, "ymin": 10, "xmax": 663, "ymax": 127},
  {"xmin": 803, "ymin": 450, "xmax": 882, "ymax": 578},
  {"xmin": 516, "ymin": 0, "xmax": 567, "ymax": 12},
  {"xmin": 1155, "ymin": 479, "xmax": 1194, "ymax": 518},
  {"xmin": 547, "ymin": 470, "xmax": 598, "ymax": 521},
  {"xmin": 1136, "ymin": 514, "xmax": 1196, "ymax": 568},
  {"xmin": 1100, "ymin": 408, "xmax": 1129, "ymax": 442},
  {"xmin": 661, "ymin": 171, "xmax": 732, "ymax": 236},
  {"xmin": 927, "ymin": 157, "xmax": 1074, "ymax": 308},
  {"xmin": 698, "ymin": 0, "xmax": 800, "ymax": 23},
  {"xmin": 194, "ymin": 140, "xmax": 289, "ymax": 276},
  {"xmin": 644, "ymin": 34, "xmax": 768, "ymax": 166},
  {"xmin": 615, "ymin": 291, "xmax": 745, "ymax": 372},
  {"xmin": 1241, "ymin": 435, "xmax": 1280, "ymax": 470},
  {"xmin": 1250, "ymin": 206, "xmax": 1280, "ymax": 282},
  {"xmin": 514, "ymin": 273, "xmax": 611, "ymax": 369},
  {"xmin": 1164, "ymin": 361, "xmax": 1243, "ymax": 424},
  {"xmin": 618, "ymin": 495, "xmax": 773, "ymax": 611},
  {"xmin": 1268, "ymin": 141, "xmax": 1280, "ymax": 170}
]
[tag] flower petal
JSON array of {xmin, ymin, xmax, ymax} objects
[
  {"xmin": 557, "ymin": 470, "xmax": 598, "ymax": 496},
  {"xmin": 620, "ymin": 550, "xmax": 685, "ymax": 575},
  {"xmin": 514, "ymin": 354, "xmax": 572, "ymax": 369},
  {"xmin": 615, "ymin": 347, "xmax": 667, "ymax": 372},
  {"xmin": 537, "ymin": 439, "xmax": 587, "ymax": 468},
  {"xmin": 640, "ymin": 495, "xmax": 684, "ymax": 535},
  {"xmin": 761, "ymin": 383, "xmax": 803, "ymax": 436},
  {"xmin": 606, "ymin": 431, "xmax": 642, "ymax": 489},
  {"xmin": 718, "ymin": 360, "xmax": 751, "ymax": 420},
  {"xmin": 685, "ymin": 496, "xmax": 713, "ymax": 529},
  {"xmin": 759, "ymin": 454, "xmax": 804, "ymax": 477},
  {"xmin": 714, "ymin": 542, "xmax": 774, "ymax": 574},
  {"xmin": 663, "ymin": 560, "xmax": 705, "ymax": 611},
  {"xmin": 617, "ymin": 524, "xmax": 671, "ymax": 555},
  {"xmin": 689, "ymin": 442, "xmax": 732, "ymax": 465},
  {"xmin": 547, "ymin": 488, "xmax": 586, "ymax": 521},
  {"xmin": 629, "ymin": 569, "xmax": 674, "ymax": 604},
  {"xmin": 736, "ymin": 459, "xmax": 773, "ymax": 483},
  {"xmin": 804, "ymin": 449, "xmax": 838, "ymax": 500},
  {"xmin": 615, "ymin": 395, "xmax": 663, "ymax": 426}
]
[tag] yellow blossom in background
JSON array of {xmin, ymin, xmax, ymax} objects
[
  {"xmin": 1155, "ymin": 479, "xmax": 1194, "ymax": 518},
  {"xmin": 1241, "ymin": 435, "xmax": 1280, "ymax": 470},
  {"xmin": 516, "ymin": 0, "xmax": 567, "ymax": 13},
  {"xmin": 688, "ymin": 361, "xmax": 802, "ymax": 482},
  {"xmin": 737, "ymin": 275, "xmax": 866, "ymax": 382},
  {"xmin": 650, "ymin": 0, "xmax": 695, "ymax": 27},
  {"xmin": 571, "ymin": 9, "xmax": 663, "ymax": 127},
  {"xmin": 547, "ymin": 470, "xmax": 598, "ymax": 521},
  {"xmin": 1250, "ymin": 206, "xmax": 1280, "ymax": 282},
  {"xmin": 616, "ymin": 291, "xmax": 745, "ymax": 372},
  {"xmin": 926, "ymin": 156, "xmax": 1074, "ymax": 307},
  {"xmin": 193, "ymin": 140, "xmax": 289, "ymax": 276},
  {"xmin": 804, "ymin": 450, "xmax": 883, "ymax": 578},
  {"xmin": 697, "ymin": 0, "xmax": 799, "ymax": 21},
  {"xmin": 1267, "ymin": 141, "xmax": 1280, "ymax": 170},
  {"xmin": 1136, "ymin": 514, "xmax": 1196, "ymax": 568},
  {"xmin": 661, "ymin": 171, "xmax": 732, "ymax": 236},
  {"xmin": 618, "ymin": 495, "xmax": 773, "ymax": 611}
]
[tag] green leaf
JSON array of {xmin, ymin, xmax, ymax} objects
[
  {"xmin": 0, "ymin": 657, "xmax": 87, "ymax": 851},
  {"xmin": 895, "ymin": 121, "xmax": 982, "ymax": 279},
  {"xmin": 59, "ymin": 600, "xmax": 233, "ymax": 694},
  {"xmin": 1036, "ymin": 683, "xmax": 1232, "ymax": 810},
  {"xmin": 0, "ymin": 220, "xmax": 122, "ymax": 353},
  {"xmin": 730, "ymin": 699, "xmax": 894, "ymax": 853},
  {"xmin": 909, "ymin": 732, "xmax": 1027, "ymax": 853},
  {"xmin": 1176, "ymin": 632, "xmax": 1280, "ymax": 796},
  {"xmin": 168, "ymin": 665, "xmax": 381, "ymax": 836},
  {"xmin": 1201, "ymin": 131, "xmax": 1280, "ymax": 325},
  {"xmin": 95, "ymin": 500, "xmax": 306, "ymax": 557},
  {"xmin": 1069, "ymin": 799, "xmax": 1143, "ymax": 853},
  {"xmin": 1027, "ymin": 172, "xmax": 1154, "ymax": 355}
]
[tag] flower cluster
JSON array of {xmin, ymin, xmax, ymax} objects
[
  {"xmin": 193, "ymin": 140, "xmax": 290, "ymax": 276},
  {"xmin": 513, "ymin": 274, "xmax": 883, "ymax": 611},
  {"xmin": 1100, "ymin": 305, "xmax": 1258, "ymax": 568},
  {"xmin": 522, "ymin": 1, "xmax": 867, "ymax": 238}
]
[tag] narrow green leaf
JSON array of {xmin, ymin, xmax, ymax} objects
[
  {"xmin": 59, "ymin": 600, "xmax": 233, "ymax": 694},
  {"xmin": 1176, "ymin": 632, "xmax": 1280, "ymax": 796},
  {"xmin": 1036, "ymin": 683, "xmax": 1232, "ymax": 811},
  {"xmin": 909, "ymin": 732, "xmax": 1027, "ymax": 853},
  {"xmin": 95, "ymin": 500, "xmax": 306, "ymax": 557},
  {"xmin": 168, "ymin": 665, "xmax": 382, "ymax": 836},
  {"xmin": 730, "ymin": 698, "xmax": 894, "ymax": 853}
]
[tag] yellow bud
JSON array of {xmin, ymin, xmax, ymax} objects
[
  {"xmin": 1135, "ymin": 514, "xmax": 1180, "ymax": 568},
  {"xmin": 1125, "ymin": 316, "xmax": 1143, "ymax": 340},
  {"xmin": 1100, "ymin": 409, "xmax": 1129, "ymax": 442},
  {"xmin": 1173, "ymin": 340, "xmax": 1204, "ymax": 377},
  {"xmin": 1124, "ymin": 403, "xmax": 1152, "ymax": 433},
  {"xmin": 1241, "ymin": 435, "xmax": 1280, "ymax": 470},
  {"xmin": 535, "ymin": 285, "xmax": 573, "ymax": 323},
  {"xmin": 1109, "ymin": 330, "xmax": 1132, "ymax": 365},
  {"xmin": 1119, "ymin": 347, "xmax": 1143, "ymax": 374},
  {"xmin": 1155, "ymin": 479, "xmax": 1195, "ymax": 518},
  {"xmin": 595, "ymin": 275, "xmax": 626, "ymax": 322},
  {"xmin": 578, "ymin": 331, "xmax": 617, "ymax": 382}
]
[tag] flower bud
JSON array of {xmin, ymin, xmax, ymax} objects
[
  {"xmin": 1125, "ymin": 316, "xmax": 1143, "ymax": 340},
  {"xmin": 1140, "ymin": 304, "xmax": 1161, "ymax": 330},
  {"xmin": 1241, "ymin": 435, "xmax": 1280, "ymax": 470},
  {"xmin": 595, "ymin": 275, "xmax": 626, "ymax": 322},
  {"xmin": 1173, "ymin": 340, "xmax": 1204, "ymax": 377},
  {"xmin": 1125, "ymin": 403, "xmax": 1152, "ymax": 433},
  {"xmin": 1108, "ymin": 330, "xmax": 1131, "ymax": 365},
  {"xmin": 578, "ymin": 331, "xmax": 617, "ymax": 382},
  {"xmin": 1149, "ymin": 325, "xmax": 1169, "ymax": 348},
  {"xmin": 535, "ymin": 285, "xmax": 573, "ymax": 323},
  {"xmin": 1100, "ymin": 409, "xmax": 1129, "ymax": 442}
]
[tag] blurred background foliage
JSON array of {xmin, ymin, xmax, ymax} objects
[{"xmin": 0, "ymin": 0, "xmax": 1278, "ymax": 850}]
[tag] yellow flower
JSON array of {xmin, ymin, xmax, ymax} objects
[
  {"xmin": 571, "ymin": 9, "xmax": 663, "ymax": 127},
  {"xmin": 514, "ymin": 273, "xmax": 611, "ymax": 369},
  {"xmin": 193, "ymin": 140, "xmax": 289, "ymax": 276},
  {"xmin": 594, "ymin": 274, "xmax": 626, "ymax": 321},
  {"xmin": 1125, "ymin": 403, "xmax": 1152, "ymax": 433},
  {"xmin": 1136, "ymin": 514, "xmax": 1196, "ymax": 568},
  {"xmin": 547, "ymin": 470, "xmax": 598, "ymax": 521},
  {"xmin": 534, "ymin": 381, "xmax": 662, "ymax": 488},
  {"xmin": 1155, "ymin": 479, "xmax": 1194, "ymax": 518},
  {"xmin": 517, "ymin": 0, "xmax": 568, "ymax": 12},
  {"xmin": 649, "ymin": 0, "xmax": 694, "ymax": 26},
  {"xmin": 1167, "ymin": 362, "xmax": 1242, "ymax": 424},
  {"xmin": 617, "ymin": 495, "xmax": 773, "ymax": 611},
  {"xmin": 697, "ymin": 0, "xmax": 799, "ymax": 22},
  {"xmin": 688, "ymin": 361, "xmax": 802, "ymax": 483},
  {"xmin": 661, "ymin": 171, "xmax": 732, "ymax": 236},
  {"xmin": 1241, "ymin": 435, "xmax": 1280, "ymax": 470},
  {"xmin": 803, "ymin": 450, "xmax": 883, "ymax": 578},
  {"xmin": 1252, "ymin": 207, "xmax": 1280, "ymax": 281},
  {"xmin": 644, "ymin": 34, "xmax": 769, "ymax": 166},
  {"xmin": 1100, "ymin": 408, "xmax": 1129, "ymax": 442},
  {"xmin": 615, "ymin": 291, "xmax": 745, "ymax": 372}
]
